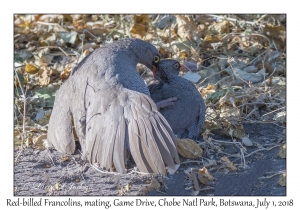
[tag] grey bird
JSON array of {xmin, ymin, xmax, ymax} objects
[
  {"xmin": 148, "ymin": 59, "xmax": 206, "ymax": 139},
  {"xmin": 47, "ymin": 38, "xmax": 180, "ymax": 174}
]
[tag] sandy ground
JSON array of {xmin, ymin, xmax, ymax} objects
[{"xmin": 14, "ymin": 123, "xmax": 286, "ymax": 196}]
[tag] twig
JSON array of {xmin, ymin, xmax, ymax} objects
[
  {"xmin": 180, "ymin": 160, "xmax": 203, "ymax": 165},
  {"xmin": 242, "ymin": 119, "xmax": 286, "ymax": 128},
  {"xmin": 198, "ymin": 70, "xmax": 226, "ymax": 86},
  {"xmin": 47, "ymin": 149, "xmax": 55, "ymax": 166},
  {"xmin": 199, "ymin": 186, "xmax": 214, "ymax": 192},
  {"xmin": 206, "ymin": 15, "xmax": 256, "ymax": 25},
  {"xmin": 245, "ymin": 106, "xmax": 258, "ymax": 119},
  {"xmin": 258, "ymin": 170, "xmax": 285, "ymax": 180},
  {"xmin": 262, "ymin": 106, "xmax": 286, "ymax": 118},
  {"xmin": 36, "ymin": 21, "xmax": 65, "ymax": 31},
  {"xmin": 240, "ymin": 148, "xmax": 246, "ymax": 169},
  {"xmin": 91, "ymin": 164, "xmax": 120, "ymax": 175},
  {"xmin": 247, "ymin": 49, "xmax": 268, "ymax": 65},
  {"xmin": 91, "ymin": 164, "xmax": 153, "ymax": 175},
  {"xmin": 14, "ymin": 126, "xmax": 47, "ymax": 133},
  {"xmin": 14, "ymin": 67, "xmax": 27, "ymax": 150},
  {"xmin": 39, "ymin": 46, "xmax": 70, "ymax": 57},
  {"xmin": 244, "ymin": 145, "xmax": 281, "ymax": 158},
  {"xmin": 228, "ymin": 57, "xmax": 251, "ymax": 86}
]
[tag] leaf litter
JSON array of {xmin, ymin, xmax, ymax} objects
[{"xmin": 14, "ymin": 14, "xmax": 286, "ymax": 195}]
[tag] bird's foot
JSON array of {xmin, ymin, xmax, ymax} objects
[{"xmin": 156, "ymin": 97, "xmax": 177, "ymax": 110}]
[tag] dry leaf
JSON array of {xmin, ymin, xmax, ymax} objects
[
  {"xmin": 222, "ymin": 123, "xmax": 245, "ymax": 139},
  {"xmin": 242, "ymin": 136, "xmax": 253, "ymax": 147},
  {"xmin": 117, "ymin": 184, "xmax": 128, "ymax": 195},
  {"xmin": 203, "ymin": 34, "xmax": 223, "ymax": 42},
  {"xmin": 209, "ymin": 20, "xmax": 230, "ymax": 34},
  {"xmin": 177, "ymin": 138, "xmax": 203, "ymax": 159},
  {"xmin": 159, "ymin": 46, "xmax": 172, "ymax": 58},
  {"xmin": 198, "ymin": 167, "xmax": 215, "ymax": 181},
  {"xmin": 274, "ymin": 111, "xmax": 286, "ymax": 123},
  {"xmin": 140, "ymin": 177, "xmax": 160, "ymax": 195},
  {"xmin": 25, "ymin": 63, "xmax": 39, "ymax": 74},
  {"xmin": 201, "ymin": 129, "xmax": 215, "ymax": 141},
  {"xmin": 62, "ymin": 156, "xmax": 70, "ymax": 162},
  {"xmin": 277, "ymin": 173, "xmax": 286, "ymax": 186},
  {"xmin": 33, "ymin": 134, "xmax": 47, "ymax": 150},
  {"xmin": 197, "ymin": 167, "xmax": 215, "ymax": 186},
  {"xmin": 182, "ymin": 71, "xmax": 201, "ymax": 83},
  {"xmin": 191, "ymin": 172, "xmax": 200, "ymax": 192},
  {"xmin": 278, "ymin": 144, "xmax": 286, "ymax": 158},
  {"xmin": 38, "ymin": 69, "xmax": 60, "ymax": 86},
  {"xmin": 130, "ymin": 15, "xmax": 150, "ymax": 39},
  {"xmin": 221, "ymin": 156, "xmax": 237, "ymax": 171},
  {"xmin": 175, "ymin": 15, "xmax": 198, "ymax": 41},
  {"xmin": 73, "ymin": 19, "xmax": 87, "ymax": 32},
  {"xmin": 60, "ymin": 65, "xmax": 73, "ymax": 79}
]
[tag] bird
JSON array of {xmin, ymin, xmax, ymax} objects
[
  {"xmin": 47, "ymin": 38, "xmax": 180, "ymax": 175},
  {"xmin": 148, "ymin": 59, "xmax": 206, "ymax": 139}
]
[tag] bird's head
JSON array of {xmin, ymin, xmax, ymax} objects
[
  {"xmin": 130, "ymin": 38, "xmax": 161, "ymax": 74},
  {"xmin": 155, "ymin": 59, "xmax": 181, "ymax": 81}
]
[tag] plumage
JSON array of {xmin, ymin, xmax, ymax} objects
[
  {"xmin": 149, "ymin": 59, "xmax": 206, "ymax": 139},
  {"xmin": 47, "ymin": 38, "xmax": 180, "ymax": 174}
]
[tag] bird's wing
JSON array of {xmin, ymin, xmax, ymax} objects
[
  {"xmin": 84, "ymin": 79, "xmax": 179, "ymax": 174},
  {"xmin": 47, "ymin": 79, "xmax": 76, "ymax": 154}
]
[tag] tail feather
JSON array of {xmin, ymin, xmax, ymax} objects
[
  {"xmin": 47, "ymin": 81, "xmax": 75, "ymax": 154},
  {"xmin": 85, "ymin": 87, "xmax": 180, "ymax": 174}
]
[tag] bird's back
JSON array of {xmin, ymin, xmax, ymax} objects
[{"xmin": 149, "ymin": 73, "xmax": 205, "ymax": 139}]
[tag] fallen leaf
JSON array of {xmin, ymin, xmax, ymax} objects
[
  {"xmin": 209, "ymin": 20, "xmax": 230, "ymax": 34},
  {"xmin": 201, "ymin": 129, "xmax": 215, "ymax": 141},
  {"xmin": 243, "ymin": 65, "xmax": 258, "ymax": 73},
  {"xmin": 60, "ymin": 65, "xmax": 74, "ymax": 79},
  {"xmin": 277, "ymin": 144, "xmax": 286, "ymax": 158},
  {"xmin": 203, "ymin": 34, "xmax": 223, "ymax": 42},
  {"xmin": 25, "ymin": 63, "xmax": 39, "ymax": 74},
  {"xmin": 198, "ymin": 167, "xmax": 215, "ymax": 181},
  {"xmin": 277, "ymin": 173, "xmax": 286, "ymax": 186},
  {"xmin": 157, "ymin": 15, "xmax": 176, "ymax": 29},
  {"xmin": 62, "ymin": 156, "xmax": 70, "ymax": 162},
  {"xmin": 130, "ymin": 15, "xmax": 150, "ymax": 39},
  {"xmin": 140, "ymin": 177, "xmax": 160, "ymax": 195},
  {"xmin": 242, "ymin": 136, "xmax": 253, "ymax": 147},
  {"xmin": 191, "ymin": 172, "xmax": 200, "ymax": 192},
  {"xmin": 175, "ymin": 15, "xmax": 199, "ymax": 42},
  {"xmin": 14, "ymin": 136, "xmax": 22, "ymax": 146},
  {"xmin": 59, "ymin": 31, "xmax": 78, "ymax": 45},
  {"xmin": 206, "ymin": 89, "xmax": 227, "ymax": 104},
  {"xmin": 34, "ymin": 87, "xmax": 57, "ymax": 108},
  {"xmin": 38, "ymin": 69, "xmax": 60, "ymax": 86},
  {"xmin": 33, "ymin": 134, "xmax": 47, "ymax": 150},
  {"xmin": 221, "ymin": 156, "xmax": 237, "ymax": 171},
  {"xmin": 273, "ymin": 111, "xmax": 286, "ymax": 123},
  {"xmin": 221, "ymin": 123, "xmax": 245, "ymax": 139},
  {"xmin": 177, "ymin": 138, "xmax": 203, "ymax": 159},
  {"xmin": 182, "ymin": 71, "xmax": 201, "ymax": 83}
]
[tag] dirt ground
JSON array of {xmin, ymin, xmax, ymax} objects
[{"xmin": 14, "ymin": 123, "xmax": 286, "ymax": 196}]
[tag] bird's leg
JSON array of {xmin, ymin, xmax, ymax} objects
[{"xmin": 156, "ymin": 97, "xmax": 177, "ymax": 110}]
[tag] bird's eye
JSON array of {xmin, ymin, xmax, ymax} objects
[
  {"xmin": 174, "ymin": 62, "xmax": 180, "ymax": 69},
  {"xmin": 154, "ymin": 55, "xmax": 160, "ymax": 63}
]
